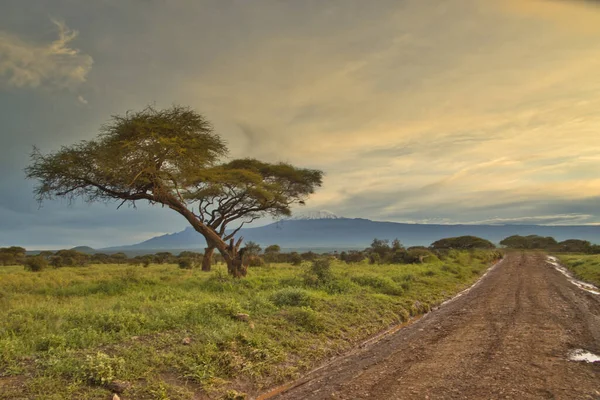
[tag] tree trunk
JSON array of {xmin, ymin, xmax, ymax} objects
[
  {"xmin": 224, "ymin": 239, "xmax": 248, "ymax": 278},
  {"xmin": 202, "ymin": 246, "xmax": 215, "ymax": 272},
  {"xmin": 160, "ymin": 196, "xmax": 248, "ymax": 277},
  {"xmin": 226, "ymin": 256, "xmax": 248, "ymax": 278}
]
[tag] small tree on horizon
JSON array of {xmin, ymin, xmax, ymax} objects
[{"xmin": 25, "ymin": 105, "xmax": 323, "ymax": 277}]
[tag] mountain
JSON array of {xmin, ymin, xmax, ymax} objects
[
  {"xmin": 70, "ymin": 246, "xmax": 96, "ymax": 254},
  {"xmin": 288, "ymin": 210, "xmax": 342, "ymax": 220},
  {"xmin": 102, "ymin": 215, "xmax": 600, "ymax": 253}
]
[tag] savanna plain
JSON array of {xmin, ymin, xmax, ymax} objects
[{"xmin": 0, "ymin": 250, "xmax": 505, "ymax": 399}]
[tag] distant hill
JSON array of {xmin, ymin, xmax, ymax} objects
[
  {"xmin": 101, "ymin": 215, "xmax": 600, "ymax": 253},
  {"xmin": 69, "ymin": 246, "xmax": 96, "ymax": 254}
]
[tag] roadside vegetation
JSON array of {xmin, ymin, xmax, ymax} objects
[
  {"xmin": 0, "ymin": 248, "xmax": 501, "ymax": 399},
  {"xmin": 555, "ymin": 254, "xmax": 600, "ymax": 287},
  {"xmin": 498, "ymin": 234, "xmax": 600, "ymax": 287},
  {"xmin": 500, "ymin": 235, "xmax": 600, "ymax": 254}
]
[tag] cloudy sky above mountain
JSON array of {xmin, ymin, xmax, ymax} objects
[{"xmin": 1, "ymin": 0, "xmax": 600, "ymax": 249}]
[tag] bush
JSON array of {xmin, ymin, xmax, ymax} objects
[
  {"xmin": 404, "ymin": 248, "xmax": 438, "ymax": 264},
  {"xmin": 343, "ymin": 250, "xmax": 365, "ymax": 264},
  {"xmin": 81, "ymin": 351, "xmax": 125, "ymax": 385},
  {"xmin": 289, "ymin": 252, "xmax": 302, "ymax": 266},
  {"xmin": 304, "ymin": 258, "xmax": 334, "ymax": 287},
  {"xmin": 24, "ymin": 256, "xmax": 48, "ymax": 272},
  {"xmin": 431, "ymin": 236, "xmax": 495, "ymax": 250},
  {"xmin": 246, "ymin": 255, "xmax": 265, "ymax": 267},
  {"xmin": 368, "ymin": 253, "xmax": 381, "ymax": 264},
  {"xmin": 178, "ymin": 258, "xmax": 194, "ymax": 269}
]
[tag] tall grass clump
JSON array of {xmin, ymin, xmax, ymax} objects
[{"xmin": 303, "ymin": 257, "xmax": 334, "ymax": 287}]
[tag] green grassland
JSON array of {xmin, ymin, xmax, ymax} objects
[
  {"xmin": 0, "ymin": 250, "xmax": 501, "ymax": 399},
  {"xmin": 556, "ymin": 254, "xmax": 600, "ymax": 287}
]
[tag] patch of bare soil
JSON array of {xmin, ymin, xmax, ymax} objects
[{"xmin": 260, "ymin": 252, "xmax": 600, "ymax": 400}]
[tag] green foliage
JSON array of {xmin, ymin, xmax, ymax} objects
[
  {"xmin": 81, "ymin": 351, "xmax": 125, "ymax": 385},
  {"xmin": 369, "ymin": 253, "xmax": 381, "ymax": 265},
  {"xmin": 271, "ymin": 288, "xmax": 314, "ymax": 307},
  {"xmin": 178, "ymin": 258, "xmax": 195, "ymax": 270},
  {"xmin": 300, "ymin": 251, "xmax": 318, "ymax": 261},
  {"xmin": 499, "ymin": 235, "xmax": 557, "ymax": 250},
  {"xmin": 24, "ymin": 256, "xmax": 48, "ymax": 272},
  {"xmin": 245, "ymin": 255, "xmax": 265, "ymax": 267},
  {"xmin": 25, "ymin": 105, "xmax": 323, "ymax": 278},
  {"xmin": 340, "ymin": 250, "xmax": 365, "ymax": 264},
  {"xmin": 304, "ymin": 258, "xmax": 334, "ymax": 287},
  {"xmin": 364, "ymin": 238, "xmax": 435, "ymax": 264},
  {"xmin": 264, "ymin": 245, "xmax": 281, "ymax": 263},
  {"xmin": 557, "ymin": 254, "xmax": 600, "ymax": 287},
  {"xmin": 557, "ymin": 239, "xmax": 592, "ymax": 253},
  {"xmin": 244, "ymin": 241, "xmax": 262, "ymax": 256},
  {"xmin": 0, "ymin": 247, "xmax": 26, "ymax": 266},
  {"xmin": 351, "ymin": 275, "xmax": 404, "ymax": 296},
  {"xmin": 289, "ymin": 252, "xmax": 302, "ymax": 266},
  {"xmin": 285, "ymin": 307, "xmax": 325, "ymax": 333},
  {"xmin": 0, "ymin": 251, "xmax": 499, "ymax": 399},
  {"xmin": 223, "ymin": 390, "xmax": 247, "ymax": 400},
  {"xmin": 25, "ymin": 105, "xmax": 227, "ymax": 204},
  {"xmin": 430, "ymin": 236, "xmax": 495, "ymax": 250},
  {"xmin": 49, "ymin": 249, "xmax": 90, "ymax": 268},
  {"xmin": 155, "ymin": 252, "xmax": 175, "ymax": 264}
]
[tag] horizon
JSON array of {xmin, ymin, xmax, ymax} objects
[
  {"xmin": 24, "ymin": 214, "xmax": 600, "ymax": 252},
  {"xmin": 2, "ymin": 1, "xmax": 600, "ymax": 248}
]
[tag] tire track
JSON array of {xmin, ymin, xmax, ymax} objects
[{"xmin": 262, "ymin": 252, "xmax": 600, "ymax": 400}]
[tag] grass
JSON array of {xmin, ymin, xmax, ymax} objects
[
  {"xmin": 0, "ymin": 250, "xmax": 501, "ymax": 399},
  {"xmin": 556, "ymin": 254, "xmax": 600, "ymax": 287}
]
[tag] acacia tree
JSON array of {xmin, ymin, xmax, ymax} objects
[
  {"xmin": 191, "ymin": 158, "xmax": 322, "ymax": 272},
  {"xmin": 25, "ymin": 105, "xmax": 323, "ymax": 277}
]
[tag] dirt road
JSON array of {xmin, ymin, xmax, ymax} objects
[{"xmin": 264, "ymin": 252, "xmax": 600, "ymax": 400}]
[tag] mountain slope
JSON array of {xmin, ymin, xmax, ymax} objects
[{"xmin": 103, "ymin": 217, "xmax": 600, "ymax": 252}]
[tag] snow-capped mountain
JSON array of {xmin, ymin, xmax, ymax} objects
[
  {"xmin": 288, "ymin": 210, "xmax": 343, "ymax": 220},
  {"xmin": 101, "ymin": 214, "xmax": 600, "ymax": 254}
]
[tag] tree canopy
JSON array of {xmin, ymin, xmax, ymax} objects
[
  {"xmin": 26, "ymin": 105, "xmax": 323, "ymax": 277},
  {"xmin": 430, "ymin": 236, "xmax": 495, "ymax": 250},
  {"xmin": 499, "ymin": 235, "xmax": 557, "ymax": 250}
]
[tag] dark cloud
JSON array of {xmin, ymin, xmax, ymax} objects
[{"xmin": 1, "ymin": 0, "xmax": 600, "ymax": 248}]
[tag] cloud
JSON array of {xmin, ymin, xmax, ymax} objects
[
  {"xmin": 464, "ymin": 214, "xmax": 597, "ymax": 226},
  {"xmin": 77, "ymin": 95, "xmax": 88, "ymax": 104},
  {"xmin": 500, "ymin": 0, "xmax": 600, "ymax": 34},
  {"xmin": 3, "ymin": 0, "xmax": 600, "ymax": 248},
  {"xmin": 0, "ymin": 19, "xmax": 93, "ymax": 89}
]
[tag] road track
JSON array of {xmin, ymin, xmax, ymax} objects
[{"xmin": 265, "ymin": 252, "xmax": 600, "ymax": 400}]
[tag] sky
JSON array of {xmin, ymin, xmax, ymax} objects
[{"xmin": 1, "ymin": 0, "xmax": 600, "ymax": 249}]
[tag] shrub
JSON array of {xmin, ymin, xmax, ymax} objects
[
  {"xmin": 304, "ymin": 258, "xmax": 334, "ymax": 287},
  {"xmin": 301, "ymin": 251, "xmax": 318, "ymax": 261},
  {"xmin": 178, "ymin": 258, "xmax": 194, "ymax": 269},
  {"xmin": 246, "ymin": 255, "xmax": 265, "ymax": 267},
  {"xmin": 81, "ymin": 351, "xmax": 125, "ymax": 385},
  {"xmin": 343, "ymin": 250, "xmax": 365, "ymax": 264},
  {"xmin": 404, "ymin": 248, "xmax": 437, "ymax": 264},
  {"xmin": 368, "ymin": 253, "xmax": 381, "ymax": 265},
  {"xmin": 390, "ymin": 249, "xmax": 408, "ymax": 264},
  {"xmin": 24, "ymin": 256, "xmax": 48, "ymax": 272},
  {"xmin": 289, "ymin": 252, "xmax": 302, "ymax": 266},
  {"xmin": 431, "ymin": 236, "xmax": 495, "ymax": 250}
]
